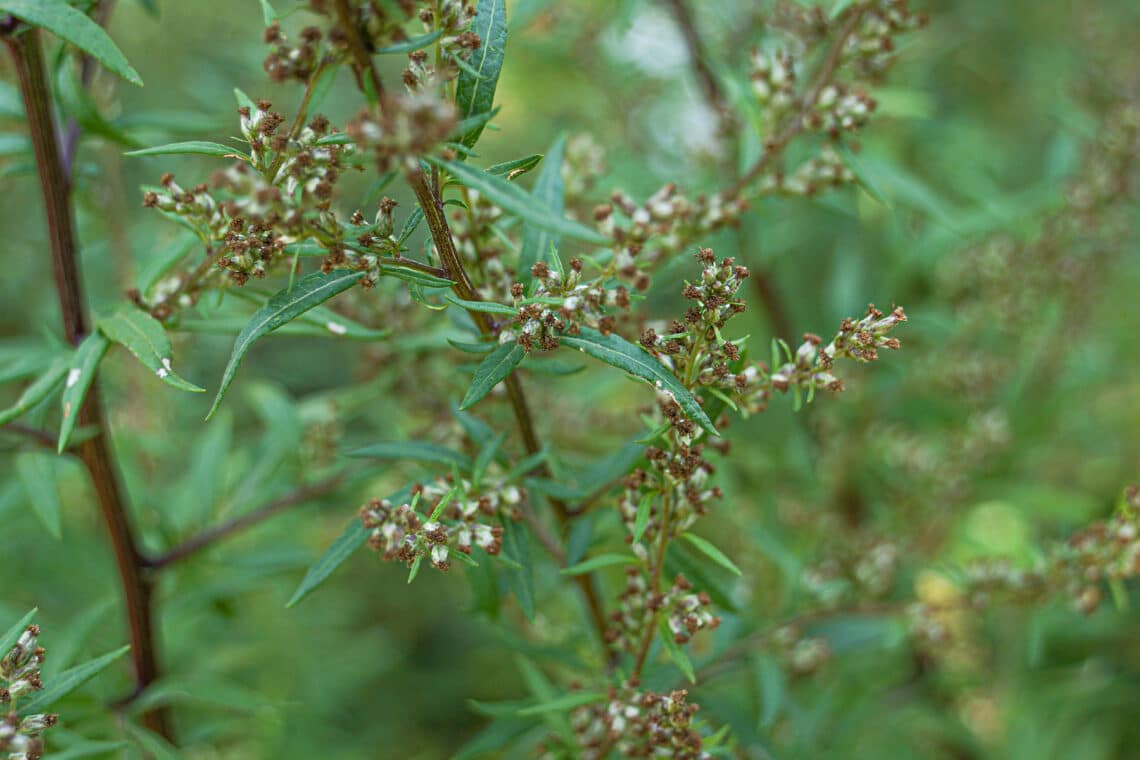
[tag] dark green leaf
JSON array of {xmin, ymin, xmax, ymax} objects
[
  {"xmin": 0, "ymin": 0, "xmax": 142, "ymax": 85},
  {"xmin": 519, "ymin": 134, "xmax": 566, "ymax": 279},
  {"xmin": 125, "ymin": 141, "xmax": 248, "ymax": 159},
  {"xmin": 559, "ymin": 553, "xmax": 635, "ymax": 575},
  {"xmin": 632, "ymin": 492, "xmax": 653, "ymax": 544},
  {"xmin": 377, "ymin": 29, "xmax": 443, "ymax": 54},
  {"xmin": 657, "ymin": 619, "xmax": 696, "ymax": 683},
  {"xmin": 98, "ymin": 306, "xmax": 204, "ymax": 392},
  {"xmin": 0, "ymin": 357, "xmax": 68, "ymax": 425},
  {"xmin": 681, "ymin": 532, "xmax": 742, "ymax": 576},
  {"xmin": 16, "ymin": 452, "xmax": 62, "ymax": 539},
  {"xmin": 286, "ymin": 519, "xmax": 367, "ymax": 608},
  {"xmin": 58, "ymin": 332, "xmax": 110, "ymax": 453},
  {"xmin": 445, "ymin": 292, "xmax": 518, "ymax": 316},
  {"xmin": 501, "ymin": 517, "xmax": 535, "ymax": 620},
  {"xmin": 460, "ymin": 341, "xmax": 525, "ymax": 410},
  {"xmin": 558, "ymin": 328, "xmax": 717, "ymax": 434},
  {"xmin": 21, "ymin": 645, "xmax": 131, "ymax": 712},
  {"xmin": 430, "ymin": 156, "xmax": 609, "ymax": 244},
  {"xmin": 207, "ymin": 269, "xmax": 365, "ymax": 419},
  {"xmin": 380, "ymin": 263, "xmax": 455, "ymax": 288},
  {"xmin": 344, "ymin": 441, "xmax": 473, "ymax": 471},
  {"xmin": 517, "ymin": 691, "xmax": 606, "ymax": 716},
  {"xmin": 398, "ymin": 206, "xmax": 425, "ymax": 245},
  {"xmin": 487, "ymin": 153, "xmax": 543, "ymax": 179},
  {"xmin": 448, "ymin": 338, "xmax": 495, "ymax": 354},
  {"xmin": 0, "ymin": 608, "xmax": 37, "ymax": 660},
  {"xmin": 455, "ymin": 0, "xmax": 506, "ymax": 148}
]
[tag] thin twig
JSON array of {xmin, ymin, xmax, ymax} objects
[
  {"xmin": 660, "ymin": 0, "xmax": 734, "ymax": 131},
  {"xmin": 144, "ymin": 472, "xmax": 346, "ymax": 569},
  {"xmin": 726, "ymin": 6, "xmax": 866, "ymax": 199},
  {"xmin": 3, "ymin": 23, "xmax": 172, "ymax": 742}
]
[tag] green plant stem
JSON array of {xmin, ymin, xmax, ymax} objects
[{"xmin": 3, "ymin": 24, "xmax": 172, "ymax": 742}]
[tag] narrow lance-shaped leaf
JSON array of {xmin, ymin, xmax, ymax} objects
[
  {"xmin": 461, "ymin": 341, "xmax": 526, "ymax": 410},
  {"xmin": 0, "ymin": 609, "xmax": 38, "ymax": 659},
  {"xmin": 429, "ymin": 156, "xmax": 609, "ymax": 245},
  {"xmin": 287, "ymin": 486, "xmax": 412, "ymax": 608},
  {"xmin": 207, "ymin": 269, "xmax": 365, "ymax": 419},
  {"xmin": 0, "ymin": 0, "xmax": 142, "ymax": 86},
  {"xmin": 0, "ymin": 356, "xmax": 69, "ymax": 425},
  {"xmin": 345, "ymin": 441, "xmax": 473, "ymax": 472},
  {"xmin": 21, "ymin": 645, "xmax": 131, "ymax": 712},
  {"xmin": 58, "ymin": 332, "xmax": 111, "ymax": 453},
  {"xmin": 517, "ymin": 691, "xmax": 607, "ymax": 716},
  {"xmin": 560, "ymin": 553, "xmax": 636, "ymax": 576},
  {"xmin": 16, "ymin": 452, "xmax": 63, "ymax": 539},
  {"xmin": 558, "ymin": 328, "xmax": 717, "ymax": 435},
  {"xmin": 98, "ymin": 306, "xmax": 204, "ymax": 392},
  {"xmin": 658, "ymin": 619, "xmax": 696, "ymax": 684},
  {"xmin": 455, "ymin": 0, "xmax": 507, "ymax": 148},
  {"xmin": 681, "ymin": 532, "xmax": 742, "ymax": 576},
  {"xmin": 125, "ymin": 141, "xmax": 249, "ymax": 160},
  {"xmin": 444, "ymin": 292, "xmax": 518, "ymax": 315},
  {"xmin": 487, "ymin": 153, "xmax": 543, "ymax": 179},
  {"xmin": 376, "ymin": 29, "xmax": 443, "ymax": 54},
  {"xmin": 519, "ymin": 134, "xmax": 567, "ymax": 280}
]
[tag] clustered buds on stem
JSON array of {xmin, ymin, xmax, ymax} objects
[
  {"xmin": 361, "ymin": 478, "xmax": 521, "ymax": 572},
  {"xmin": 0, "ymin": 625, "xmax": 56, "ymax": 760},
  {"xmin": 548, "ymin": 687, "xmax": 710, "ymax": 760}
]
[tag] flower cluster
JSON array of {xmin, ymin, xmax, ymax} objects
[
  {"xmin": 607, "ymin": 570, "xmax": 721, "ymax": 654},
  {"xmin": 263, "ymin": 22, "xmax": 325, "ymax": 83},
  {"xmin": 801, "ymin": 540, "xmax": 901, "ymax": 607},
  {"xmin": 501, "ymin": 259, "xmax": 633, "ymax": 351},
  {"xmin": 345, "ymin": 90, "xmax": 456, "ymax": 173},
  {"xmin": 555, "ymin": 687, "xmax": 711, "ymax": 760},
  {"xmin": 0, "ymin": 624, "xmax": 56, "ymax": 760},
  {"xmin": 360, "ymin": 478, "xmax": 520, "ymax": 572},
  {"xmin": 402, "ymin": 3, "xmax": 480, "ymax": 91}
]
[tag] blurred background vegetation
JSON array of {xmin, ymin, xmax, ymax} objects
[{"xmin": 2, "ymin": 0, "xmax": 1140, "ymax": 757}]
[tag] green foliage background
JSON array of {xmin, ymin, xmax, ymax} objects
[{"xmin": 2, "ymin": 0, "xmax": 1139, "ymax": 757}]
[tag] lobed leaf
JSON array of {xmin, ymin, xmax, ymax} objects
[
  {"xmin": 206, "ymin": 269, "xmax": 365, "ymax": 419},
  {"xmin": 0, "ymin": 0, "xmax": 142, "ymax": 86},
  {"xmin": 460, "ymin": 341, "xmax": 526, "ymax": 410},
  {"xmin": 558, "ymin": 328, "xmax": 717, "ymax": 435},
  {"xmin": 98, "ymin": 306, "xmax": 204, "ymax": 392}
]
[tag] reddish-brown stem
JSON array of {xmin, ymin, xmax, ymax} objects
[
  {"xmin": 332, "ymin": 0, "xmax": 386, "ymax": 105},
  {"xmin": 144, "ymin": 473, "xmax": 346, "ymax": 569},
  {"xmin": 3, "ymin": 25, "xmax": 172, "ymax": 741},
  {"xmin": 660, "ymin": 0, "xmax": 733, "ymax": 131}
]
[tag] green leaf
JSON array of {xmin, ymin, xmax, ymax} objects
[
  {"xmin": 258, "ymin": 0, "xmax": 277, "ymax": 25},
  {"xmin": 98, "ymin": 306, "xmax": 204, "ymax": 392},
  {"xmin": 125, "ymin": 141, "xmax": 248, "ymax": 159},
  {"xmin": 0, "ymin": 0, "xmax": 142, "ymax": 86},
  {"xmin": 16, "ymin": 452, "xmax": 62, "ymax": 539},
  {"xmin": 397, "ymin": 206, "xmax": 425, "ymax": 245},
  {"xmin": 47, "ymin": 740, "xmax": 128, "ymax": 759},
  {"xmin": 21, "ymin": 644, "xmax": 131, "ymax": 712},
  {"xmin": 207, "ymin": 269, "xmax": 365, "ymax": 419},
  {"xmin": 517, "ymin": 691, "xmax": 606, "ymax": 716},
  {"xmin": 344, "ymin": 441, "xmax": 473, "ymax": 471},
  {"xmin": 58, "ymin": 332, "xmax": 110, "ymax": 453},
  {"xmin": 835, "ymin": 142, "xmax": 892, "ymax": 207},
  {"xmin": 0, "ymin": 608, "xmax": 37, "ymax": 660},
  {"xmin": 430, "ymin": 156, "xmax": 609, "ymax": 245},
  {"xmin": 455, "ymin": 0, "xmax": 506, "ymax": 148},
  {"xmin": 448, "ymin": 338, "xmax": 495, "ymax": 354},
  {"xmin": 558, "ymin": 328, "xmax": 717, "ymax": 435},
  {"xmin": 519, "ymin": 134, "xmax": 566, "ymax": 280},
  {"xmin": 0, "ymin": 357, "xmax": 68, "ymax": 425},
  {"xmin": 444, "ymin": 292, "xmax": 518, "ymax": 316},
  {"xmin": 375, "ymin": 29, "xmax": 443, "ymax": 54},
  {"xmin": 681, "ymin": 532, "xmax": 742, "ymax": 576},
  {"xmin": 285, "ymin": 519, "xmax": 367, "ymax": 608},
  {"xmin": 487, "ymin": 153, "xmax": 543, "ymax": 179},
  {"xmin": 632, "ymin": 492, "xmax": 653, "ymax": 544},
  {"xmin": 380, "ymin": 263, "xmax": 455, "ymax": 288},
  {"xmin": 501, "ymin": 517, "xmax": 535, "ymax": 620},
  {"xmin": 657, "ymin": 619, "xmax": 696, "ymax": 683},
  {"xmin": 460, "ymin": 341, "xmax": 525, "ymax": 410},
  {"xmin": 559, "ymin": 553, "xmax": 636, "ymax": 575}
]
